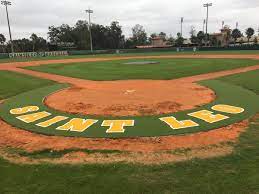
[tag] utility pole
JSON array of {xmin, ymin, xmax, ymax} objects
[
  {"xmin": 1, "ymin": 0, "xmax": 14, "ymax": 53},
  {"xmin": 85, "ymin": 8, "xmax": 93, "ymax": 52},
  {"xmin": 203, "ymin": 3, "xmax": 212, "ymax": 46},
  {"xmin": 236, "ymin": 22, "xmax": 239, "ymax": 29},
  {"xmin": 180, "ymin": 17, "xmax": 184, "ymax": 37},
  {"xmin": 203, "ymin": 19, "xmax": 206, "ymax": 33}
]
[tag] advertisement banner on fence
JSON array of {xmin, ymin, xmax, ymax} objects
[{"xmin": 9, "ymin": 51, "xmax": 68, "ymax": 58}]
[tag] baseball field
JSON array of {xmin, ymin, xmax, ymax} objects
[{"xmin": 1, "ymin": 50, "xmax": 259, "ymax": 193}]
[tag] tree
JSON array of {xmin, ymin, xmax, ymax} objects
[
  {"xmin": 107, "ymin": 21, "xmax": 124, "ymax": 49},
  {"xmin": 159, "ymin": 32, "xmax": 167, "ymax": 40},
  {"xmin": 48, "ymin": 26, "xmax": 61, "ymax": 43},
  {"xmin": 190, "ymin": 26, "xmax": 197, "ymax": 44},
  {"xmin": 73, "ymin": 20, "xmax": 90, "ymax": 50},
  {"xmin": 124, "ymin": 38, "xmax": 135, "ymax": 49},
  {"xmin": 30, "ymin": 33, "xmax": 38, "ymax": 52},
  {"xmin": 0, "ymin": 34, "xmax": 6, "ymax": 53},
  {"xmin": 245, "ymin": 27, "xmax": 255, "ymax": 43},
  {"xmin": 48, "ymin": 20, "xmax": 125, "ymax": 50},
  {"xmin": 231, "ymin": 29, "xmax": 242, "ymax": 44},
  {"xmin": 175, "ymin": 32, "xmax": 184, "ymax": 47},
  {"xmin": 29, "ymin": 33, "xmax": 47, "ymax": 52},
  {"xmin": 12, "ymin": 38, "xmax": 32, "ymax": 52},
  {"xmin": 48, "ymin": 24, "xmax": 75, "ymax": 44},
  {"xmin": 148, "ymin": 33, "xmax": 157, "ymax": 43},
  {"xmin": 167, "ymin": 35, "xmax": 175, "ymax": 46},
  {"xmin": 197, "ymin": 31, "xmax": 205, "ymax": 46},
  {"xmin": 131, "ymin": 24, "xmax": 147, "ymax": 45}
]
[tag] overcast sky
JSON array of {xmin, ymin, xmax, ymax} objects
[{"xmin": 0, "ymin": 0, "xmax": 258, "ymax": 40}]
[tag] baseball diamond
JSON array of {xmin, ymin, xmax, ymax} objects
[
  {"xmin": 1, "ymin": 0, "xmax": 259, "ymax": 192},
  {"xmin": 0, "ymin": 52, "xmax": 259, "ymax": 193}
]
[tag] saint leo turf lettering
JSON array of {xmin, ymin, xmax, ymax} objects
[
  {"xmin": 17, "ymin": 111, "xmax": 51, "ymax": 123},
  {"xmin": 56, "ymin": 118, "xmax": 98, "ymax": 132},
  {"xmin": 102, "ymin": 120, "xmax": 135, "ymax": 133},
  {"xmin": 36, "ymin": 116, "xmax": 68, "ymax": 128},
  {"xmin": 160, "ymin": 116, "xmax": 199, "ymax": 130},
  {"xmin": 7, "ymin": 103, "xmax": 246, "ymax": 136},
  {"xmin": 211, "ymin": 104, "xmax": 245, "ymax": 114},
  {"xmin": 10, "ymin": 106, "xmax": 39, "ymax": 115},
  {"xmin": 188, "ymin": 110, "xmax": 229, "ymax": 124}
]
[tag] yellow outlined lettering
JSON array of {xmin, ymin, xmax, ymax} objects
[
  {"xmin": 188, "ymin": 110, "xmax": 229, "ymax": 123},
  {"xmin": 17, "ymin": 111, "xmax": 51, "ymax": 123},
  {"xmin": 10, "ymin": 106, "xmax": 39, "ymax": 115},
  {"xmin": 102, "ymin": 120, "xmax": 135, "ymax": 133},
  {"xmin": 160, "ymin": 116, "xmax": 199, "ymax": 130},
  {"xmin": 56, "ymin": 118, "xmax": 98, "ymax": 132},
  {"xmin": 211, "ymin": 104, "xmax": 244, "ymax": 114},
  {"xmin": 36, "ymin": 116, "xmax": 68, "ymax": 128}
]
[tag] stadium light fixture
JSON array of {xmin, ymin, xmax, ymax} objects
[
  {"xmin": 1, "ymin": 0, "xmax": 14, "ymax": 53},
  {"xmin": 85, "ymin": 8, "xmax": 94, "ymax": 52},
  {"xmin": 203, "ymin": 3, "xmax": 213, "ymax": 45}
]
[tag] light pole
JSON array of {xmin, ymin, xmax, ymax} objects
[
  {"xmin": 203, "ymin": 3, "xmax": 212, "ymax": 45},
  {"xmin": 180, "ymin": 17, "xmax": 184, "ymax": 37},
  {"xmin": 1, "ymin": 0, "xmax": 14, "ymax": 53},
  {"xmin": 85, "ymin": 8, "xmax": 93, "ymax": 52},
  {"xmin": 203, "ymin": 19, "xmax": 206, "ymax": 33},
  {"xmin": 236, "ymin": 22, "xmax": 239, "ymax": 29}
]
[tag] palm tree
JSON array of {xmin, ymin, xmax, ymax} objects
[
  {"xmin": 231, "ymin": 29, "xmax": 242, "ymax": 44},
  {"xmin": 175, "ymin": 32, "xmax": 184, "ymax": 47},
  {"xmin": 245, "ymin": 28, "xmax": 255, "ymax": 43},
  {"xmin": 0, "ymin": 34, "xmax": 6, "ymax": 53},
  {"xmin": 197, "ymin": 31, "xmax": 205, "ymax": 47},
  {"xmin": 30, "ymin": 33, "xmax": 38, "ymax": 52}
]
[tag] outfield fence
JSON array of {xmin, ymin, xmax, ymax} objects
[
  {"xmin": 0, "ymin": 53, "xmax": 9, "ymax": 59},
  {"xmin": 68, "ymin": 45, "xmax": 259, "ymax": 56},
  {"xmin": 0, "ymin": 45, "xmax": 258, "ymax": 59}
]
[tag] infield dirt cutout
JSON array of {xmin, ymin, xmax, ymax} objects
[
  {"xmin": 0, "ymin": 54, "xmax": 258, "ymax": 164},
  {"xmin": 45, "ymin": 80, "xmax": 215, "ymax": 117}
]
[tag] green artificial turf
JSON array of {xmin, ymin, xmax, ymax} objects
[
  {"xmin": 24, "ymin": 58, "xmax": 259, "ymax": 81},
  {"xmin": 1, "ymin": 116, "xmax": 259, "ymax": 194},
  {"xmin": 1, "ymin": 67, "xmax": 259, "ymax": 193},
  {"xmin": 1, "ymin": 79, "xmax": 259, "ymax": 138},
  {"xmin": 217, "ymin": 69, "xmax": 259, "ymax": 94},
  {"xmin": 0, "ymin": 71, "xmax": 55, "ymax": 100},
  {"xmin": 0, "ymin": 72, "xmax": 259, "ymax": 193}
]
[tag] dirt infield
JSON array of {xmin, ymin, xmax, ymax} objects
[
  {"xmin": 45, "ymin": 80, "xmax": 215, "ymax": 116},
  {"xmin": 0, "ymin": 54, "xmax": 258, "ymax": 164}
]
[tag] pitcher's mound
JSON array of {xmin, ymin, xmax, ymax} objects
[{"xmin": 123, "ymin": 61, "xmax": 159, "ymax": 65}]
